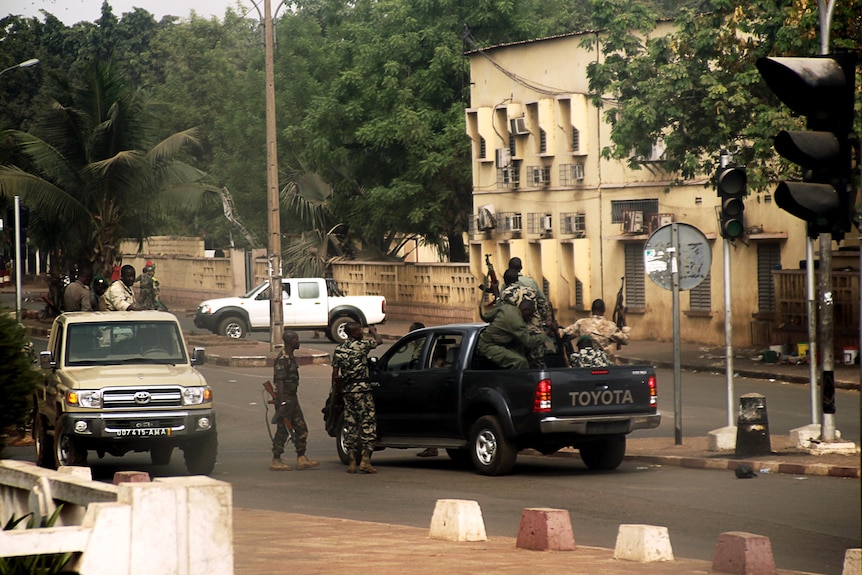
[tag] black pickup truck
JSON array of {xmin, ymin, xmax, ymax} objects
[{"xmin": 330, "ymin": 323, "xmax": 660, "ymax": 475}]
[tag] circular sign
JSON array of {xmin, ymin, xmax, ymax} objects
[{"xmin": 644, "ymin": 223, "xmax": 712, "ymax": 291}]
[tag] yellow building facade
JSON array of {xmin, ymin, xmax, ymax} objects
[{"xmin": 464, "ymin": 30, "xmax": 856, "ymax": 347}]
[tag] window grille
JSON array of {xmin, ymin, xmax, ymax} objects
[
  {"xmin": 479, "ymin": 137, "xmax": 486, "ymax": 160},
  {"xmin": 539, "ymin": 129, "xmax": 547, "ymax": 154},
  {"xmin": 572, "ymin": 127, "xmax": 580, "ymax": 153},
  {"xmin": 611, "ymin": 200, "xmax": 659, "ymax": 224}
]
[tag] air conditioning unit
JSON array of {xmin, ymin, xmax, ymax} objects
[
  {"xmin": 647, "ymin": 212, "xmax": 675, "ymax": 233},
  {"xmin": 622, "ymin": 210, "xmax": 644, "ymax": 233},
  {"xmin": 476, "ymin": 204, "xmax": 497, "ymax": 231},
  {"xmin": 509, "ymin": 117, "xmax": 529, "ymax": 135},
  {"xmin": 541, "ymin": 214, "xmax": 553, "ymax": 234},
  {"xmin": 495, "ymin": 148, "xmax": 511, "ymax": 168}
]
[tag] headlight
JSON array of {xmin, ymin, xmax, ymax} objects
[
  {"xmin": 183, "ymin": 386, "xmax": 212, "ymax": 405},
  {"xmin": 198, "ymin": 304, "xmax": 213, "ymax": 314},
  {"xmin": 67, "ymin": 390, "xmax": 102, "ymax": 408}
]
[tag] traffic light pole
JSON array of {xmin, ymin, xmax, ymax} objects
[
  {"xmin": 805, "ymin": 239, "xmax": 819, "ymax": 425},
  {"xmin": 819, "ymin": 236, "xmax": 836, "ymax": 440}
]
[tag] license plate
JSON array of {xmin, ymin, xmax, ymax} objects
[{"xmin": 114, "ymin": 428, "xmax": 171, "ymax": 437}]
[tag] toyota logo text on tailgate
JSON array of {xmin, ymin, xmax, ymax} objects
[
  {"xmin": 569, "ymin": 389, "xmax": 633, "ymax": 406},
  {"xmin": 134, "ymin": 391, "xmax": 151, "ymax": 404}
]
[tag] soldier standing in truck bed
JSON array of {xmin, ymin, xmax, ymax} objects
[{"xmin": 559, "ymin": 298, "xmax": 630, "ymax": 364}]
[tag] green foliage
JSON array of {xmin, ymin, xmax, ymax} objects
[
  {"xmin": 0, "ymin": 506, "xmax": 74, "ymax": 575},
  {"xmin": 0, "ymin": 59, "xmax": 212, "ymax": 274},
  {"xmin": 582, "ymin": 0, "xmax": 862, "ymax": 192},
  {"xmin": 0, "ymin": 311, "xmax": 38, "ymax": 452}
]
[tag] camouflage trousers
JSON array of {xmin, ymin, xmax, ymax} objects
[
  {"xmin": 343, "ymin": 390, "xmax": 377, "ymax": 454},
  {"xmin": 526, "ymin": 324, "xmax": 548, "ymax": 368},
  {"xmin": 271, "ymin": 392, "xmax": 309, "ymax": 457},
  {"xmin": 139, "ymin": 289, "xmax": 156, "ymax": 310}
]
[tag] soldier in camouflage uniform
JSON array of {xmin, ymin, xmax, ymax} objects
[
  {"xmin": 478, "ymin": 299, "xmax": 551, "ymax": 370},
  {"xmin": 508, "ymin": 257, "xmax": 554, "ymax": 327},
  {"xmin": 559, "ymin": 299, "xmax": 630, "ymax": 364},
  {"xmin": 270, "ymin": 330, "xmax": 320, "ymax": 471},
  {"xmin": 332, "ymin": 322, "xmax": 383, "ymax": 474},
  {"xmin": 569, "ymin": 335, "xmax": 612, "ymax": 368},
  {"xmin": 498, "ymin": 269, "xmax": 552, "ymax": 368},
  {"xmin": 135, "ymin": 264, "xmax": 157, "ymax": 310}
]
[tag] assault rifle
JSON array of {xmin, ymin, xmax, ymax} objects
[
  {"xmin": 612, "ymin": 276, "xmax": 627, "ymax": 350},
  {"xmin": 484, "ymin": 253, "xmax": 500, "ymax": 301},
  {"xmin": 262, "ymin": 380, "xmax": 295, "ymax": 445}
]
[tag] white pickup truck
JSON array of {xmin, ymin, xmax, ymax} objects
[{"xmin": 194, "ymin": 277, "xmax": 386, "ymax": 342}]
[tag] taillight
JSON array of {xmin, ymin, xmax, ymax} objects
[
  {"xmin": 533, "ymin": 378, "xmax": 551, "ymax": 412},
  {"xmin": 648, "ymin": 375, "xmax": 657, "ymax": 409},
  {"xmin": 381, "ymin": 300, "xmax": 386, "ymax": 314}
]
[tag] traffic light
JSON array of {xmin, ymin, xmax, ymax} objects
[
  {"xmin": 756, "ymin": 53, "xmax": 856, "ymax": 240},
  {"xmin": 716, "ymin": 165, "xmax": 746, "ymax": 239}
]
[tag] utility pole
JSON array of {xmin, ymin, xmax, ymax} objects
[{"xmin": 264, "ymin": 0, "xmax": 283, "ymax": 352}]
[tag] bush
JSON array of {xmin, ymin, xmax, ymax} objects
[{"xmin": 0, "ymin": 309, "xmax": 39, "ymax": 452}]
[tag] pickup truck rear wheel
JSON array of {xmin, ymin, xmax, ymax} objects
[
  {"xmin": 469, "ymin": 416, "xmax": 517, "ymax": 476},
  {"xmin": 578, "ymin": 435, "xmax": 626, "ymax": 470},
  {"xmin": 218, "ymin": 316, "xmax": 247, "ymax": 339},
  {"xmin": 54, "ymin": 428, "xmax": 87, "ymax": 467},
  {"xmin": 327, "ymin": 316, "xmax": 353, "ymax": 343},
  {"xmin": 335, "ymin": 417, "xmax": 361, "ymax": 465},
  {"xmin": 183, "ymin": 434, "xmax": 218, "ymax": 475},
  {"xmin": 34, "ymin": 415, "xmax": 56, "ymax": 469}
]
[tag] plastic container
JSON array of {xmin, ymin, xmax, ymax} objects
[
  {"xmin": 844, "ymin": 347, "xmax": 859, "ymax": 365},
  {"xmin": 796, "ymin": 342, "xmax": 809, "ymax": 357}
]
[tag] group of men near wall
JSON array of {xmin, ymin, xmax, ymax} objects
[{"xmin": 62, "ymin": 263, "xmax": 163, "ymax": 313}]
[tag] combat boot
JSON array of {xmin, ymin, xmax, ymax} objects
[
  {"xmin": 347, "ymin": 451, "xmax": 359, "ymax": 474},
  {"xmin": 296, "ymin": 454, "xmax": 320, "ymax": 470},
  {"xmin": 358, "ymin": 450, "xmax": 377, "ymax": 474},
  {"xmin": 270, "ymin": 457, "xmax": 291, "ymax": 471}
]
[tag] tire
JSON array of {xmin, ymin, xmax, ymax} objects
[
  {"xmin": 327, "ymin": 316, "xmax": 353, "ymax": 343},
  {"xmin": 183, "ymin": 433, "xmax": 218, "ymax": 475},
  {"xmin": 217, "ymin": 316, "xmax": 247, "ymax": 339},
  {"xmin": 54, "ymin": 428, "xmax": 87, "ymax": 467},
  {"xmin": 335, "ymin": 417, "xmax": 357, "ymax": 465},
  {"xmin": 469, "ymin": 415, "xmax": 517, "ymax": 476},
  {"xmin": 578, "ymin": 435, "xmax": 626, "ymax": 471},
  {"xmin": 150, "ymin": 445, "xmax": 173, "ymax": 466},
  {"xmin": 34, "ymin": 415, "xmax": 56, "ymax": 469},
  {"xmin": 446, "ymin": 448, "xmax": 472, "ymax": 467}
]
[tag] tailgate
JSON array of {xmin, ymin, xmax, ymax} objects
[{"xmin": 551, "ymin": 366, "xmax": 656, "ymax": 416}]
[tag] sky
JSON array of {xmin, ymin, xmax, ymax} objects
[{"xmin": 5, "ymin": 0, "xmax": 260, "ymax": 25}]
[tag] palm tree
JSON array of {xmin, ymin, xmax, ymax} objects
[{"xmin": 0, "ymin": 59, "xmax": 211, "ymax": 276}]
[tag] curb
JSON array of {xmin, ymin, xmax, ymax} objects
[
  {"xmin": 624, "ymin": 453, "xmax": 860, "ymax": 479},
  {"xmin": 620, "ymin": 357, "xmax": 859, "ymax": 391},
  {"xmin": 204, "ymin": 352, "xmax": 329, "ymax": 368}
]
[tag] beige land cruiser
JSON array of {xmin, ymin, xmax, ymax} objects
[{"xmin": 34, "ymin": 311, "xmax": 217, "ymax": 475}]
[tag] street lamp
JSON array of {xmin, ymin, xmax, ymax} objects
[{"xmin": 0, "ymin": 58, "xmax": 40, "ymax": 77}]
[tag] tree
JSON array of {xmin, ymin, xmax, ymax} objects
[
  {"xmin": 0, "ymin": 311, "xmax": 38, "ymax": 452},
  {"xmin": 581, "ymin": 0, "xmax": 862, "ymax": 192},
  {"xmin": 0, "ymin": 59, "xmax": 211, "ymax": 276}
]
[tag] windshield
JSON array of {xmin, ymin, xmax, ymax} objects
[
  {"xmin": 65, "ymin": 321, "xmax": 187, "ymax": 366},
  {"xmin": 242, "ymin": 281, "xmax": 269, "ymax": 298}
]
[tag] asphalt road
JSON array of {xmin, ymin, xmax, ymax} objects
[{"xmin": 6, "ymin": 312, "xmax": 859, "ymax": 575}]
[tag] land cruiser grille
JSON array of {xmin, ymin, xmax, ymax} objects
[{"xmin": 102, "ymin": 387, "xmax": 184, "ymax": 409}]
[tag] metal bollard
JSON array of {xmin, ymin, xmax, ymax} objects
[{"xmin": 735, "ymin": 393, "xmax": 772, "ymax": 457}]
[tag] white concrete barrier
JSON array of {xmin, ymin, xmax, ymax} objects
[
  {"xmin": 613, "ymin": 524, "xmax": 674, "ymax": 562},
  {"xmin": 428, "ymin": 499, "xmax": 487, "ymax": 542},
  {"xmin": 843, "ymin": 548, "xmax": 861, "ymax": 575},
  {"xmin": 0, "ymin": 461, "xmax": 233, "ymax": 575}
]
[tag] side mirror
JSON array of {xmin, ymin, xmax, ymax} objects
[
  {"xmin": 39, "ymin": 350, "xmax": 55, "ymax": 370},
  {"xmin": 192, "ymin": 347, "xmax": 206, "ymax": 366}
]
